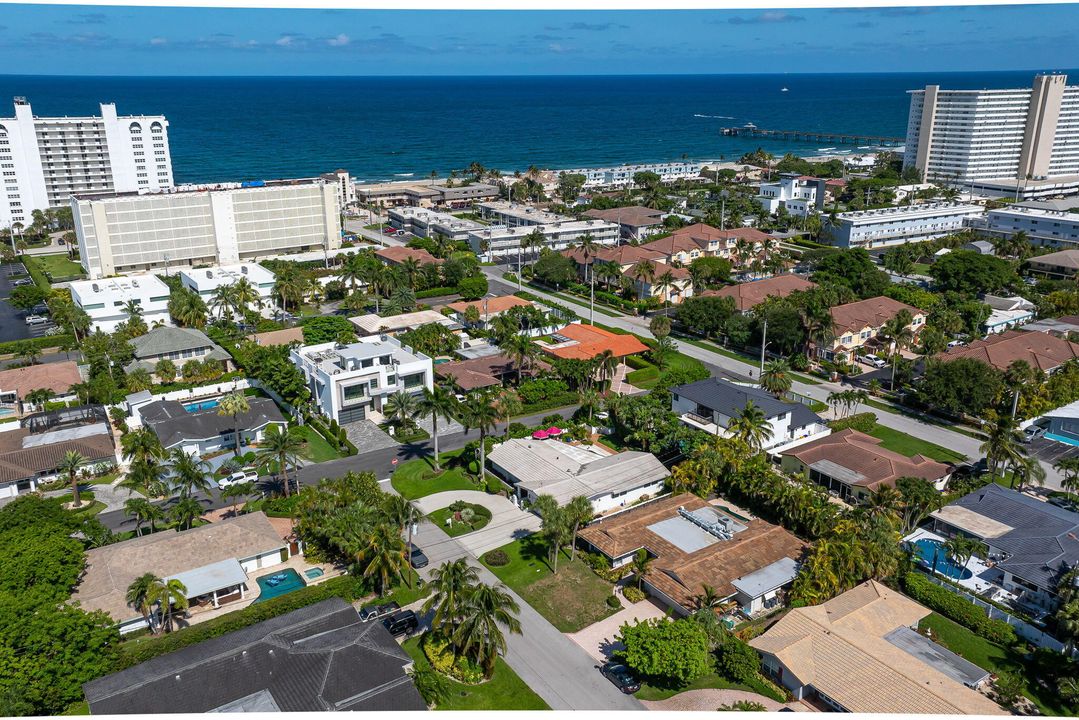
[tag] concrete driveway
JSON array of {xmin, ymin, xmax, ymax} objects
[
  {"xmin": 413, "ymin": 489, "xmax": 541, "ymax": 557},
  {"xmin": 566, "ymin": 596, "xmax": 669, "ymax": 663}
]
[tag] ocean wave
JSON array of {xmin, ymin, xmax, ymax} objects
[
  {"xmin": 693, "ymin": 114, "xmax": 736, "ymax": 119},
  {"xmin": 393, "ymin": 173, "xmax": 415, "ymax": 177}
]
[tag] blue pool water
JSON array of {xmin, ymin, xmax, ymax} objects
[
  {"xmin": 184, "ymin": 399, "xmax": 219, "ymax": 413},
  {"xmin": 253, "ymin": 568, "xmax": 305, "ymax": 603},
  {"xmin": 912, "ymin": 539, "xmax": 973, "ymax": 580},
  {"xmin": 304, "ymin": 567, "xmax": 325, "ymax": 580}
]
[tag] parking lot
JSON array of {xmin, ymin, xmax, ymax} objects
[
  {"xmin": 1025, "ymin": 433, "xmax": 1079, "ymax": 465},
  {"xmin": 0, "ymin": 262, "xmax": 59, "ymax": 343}
]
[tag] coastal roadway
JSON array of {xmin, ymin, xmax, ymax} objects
[{"xmin": 481, "ymin": 266, "xmax": 1067, "ymax": 492}]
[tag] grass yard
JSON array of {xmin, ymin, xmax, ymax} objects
[
  {"xmin": 294, "ymin": 425, "xmax": 345, "ymax": 463},
  {"xmin": 391, "ymin": 450, "xmax": 486, "ymax": 500},
  {"xmin": 635, "ymin": 672, "xmax": 762, "ymax": 702},
  {"xmin": 481, "ymin": 536, "xmax": 619, "ymax": 633},
  {"xmin": 32, "ymin": 253, "xmax": 85, "ymax": 280},
  {"xmin": 866, "ymin": 423, "xmax": 967, "ymax": 463},
  {"xmin": 912, "ymin": 263, "xmax": 933, "ymax": 276},
  {"xmin": 919, "ymin": 612, "xmax": 1070, "ymax": 716},
  {"xmin": 401, "ymin": 636, "xmax": 549, "ymax": 710},
  {"xmin": 427, "ymin": 503, "xmax": 492, "ymax": 537}
]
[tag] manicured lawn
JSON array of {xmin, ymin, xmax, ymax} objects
[
  {"xmin": 912, "ymin": 263, "xmax": 933, "ymax": 276},
  {"xmin": 866, "ymin": 423, "xmax": 967, "ymax": 463},
  {"xmin": 294, "ymin": 425, "xmax": 345, "ymax": 463},
  {"xmin": 919, "ymin": 612, "xmax": 1070, "ymax": 716},
  {"xmin": 32, "ymin": 253, "xmax": 85, "ymax": 279},
  {"xmin": 391, "ymin": 450, "xmax": 485, "ymax": 500},
  {"xmin": 480, "ymin": 536, "xmax": 619, "ymax": 633},
  {"xmin": 635, "ymin": 672, "xmax": 760, "ymax": 702},
  {"xmin": 427, "ymin": 503, "xmax": 492, "ymax": 537},
  {"xmin": 401, "ymin": 635, "xmax": 550, "ymax": 710}
]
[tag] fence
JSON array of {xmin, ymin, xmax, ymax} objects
[{"xmin": 920, "ymin": 572, "xmax": 1071, "ymax": 654}]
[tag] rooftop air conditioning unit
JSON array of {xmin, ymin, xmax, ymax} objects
[
  {"xmin": 91, "ymin": 283, "xmax": 99, "ymax": 292},
  {"xmin": 241, "ymin": 266, "xmax": 248, "ymax": 275}
]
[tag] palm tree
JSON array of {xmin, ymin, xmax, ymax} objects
[
  {"xmin": 596, "ymin": 349, "xmax": 619, "ymax": 391},
  {"xmin": 879, "ymin": 309, "xmax": 915, "ymax": 392},
  {"xmin": 503, "ymin": 333, "xmax": 537, "ymax": 384},
  {"xmin": 424, "ymin": 558, "xmax": 480, "ymax": 638},
  {"xmin": 400, "ymin": 256, "xmax": 422, "ymax": 289},
  {"xmin": 124, "ymin": 497, "xmax": 156, "ymax": 536},
  {"xmin": 654, "ymin": 269, "xmax": 678, "ymax": 311},
  {"xmin": 383, "ymin": 389, "xmax": 419, "ymax": 431},
  {"xmin": 126, "ymin": 572, "xmax": 162, "ymax": 633},
  {"xmin": 256, "ymin": 425, "xmax": 306, "ymax": 497},
  {"xmin": 231, "ymin": 277, "xmax": 261, "ymax": 316},
  {"xmin": 168, "ymin": 288, "xmax": 208, "ymax": 329},
  {"xmin": 23, "ymin": 387, "xmax": 54, "ymax": 412},
  {"xmin": 630, "ymin": 260, "xmax": 656, "ymax": 301},
  {"xmin": 417, "ymin": 385, "xmax": 458, "ymax": 471},
  {"xmin": 564, "ymin": 495, "xmax": 593, "ymax": 561},
  {"xmin": 151, "ymin": 577, "xmax": 189, "ymax": 633},
  {"xmin": 1003, "ymin": 359, "xmax": 1034, "ymax": 418},
  {"xmin": 169, "ymin": 495, "xmax": 203, "ymax": 531},
  {"xmin": 170, "ymin": 448, "xmax": 212, "ymax": 498},
  {"xmin": 461, "ymin": 392, "xmax": 499, "ymax": 480},
  {"xmin": 384, "ymin": 494, "xmax": 422, "ymax": 585},
  {"xmin": 126, "ymin": 367, "xmax": 153, "ymax": 393},
  {"xmin": 209, "ymin": 284, "xmax": 236, "ymax": 321},
  {"xmin": 760, "ymin": 358, "xmax": 792, "ymax": 398},
  {"xmin": 1056, "ymin": 456, "xmax": 1079, "ymax": 492},
  {"xmin": 452, "ymin": 581, "xmax": 523, "ymax": 679},
  {"xmin": 534, "ymin": 494, "xmax": 571, "ymax": 572},
  {"xmin": 632, "ymin": 548, "xmax": 653, "ymax": 590},
  {"xmin": 1008, "ymin": 452, "xmax": 1046, "ymax": 491},
  {"xmin": 980, "ymin": 416, "xmax": 1023, "ymax": 480},
  {"xmin": 696, "ymin": 583, "xmax": 723, "ymax": 612},
  {"xmin": 58, "ymin": 450, "xmax": 85, "ymax": 508},
  {"xmin": 523, "ymin": 228, "xmax": 546, "ymax": 273},
  {"xmin": 728, "ymin": 401, "xmax": 773, "ymax": 452},
  {"xmin": 121, "ymin": 426, "xmax": 166, "ymax": 465},
  {"xmin": 359, "ymin": 523, "xmax": 408, "ymax": 597},
  {"xmin": 216, "ymin": 391, "xmax": 251, "ymax": 457}
]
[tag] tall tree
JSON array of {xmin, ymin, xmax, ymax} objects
[
  {"xmin": 216, "ymin": 390, "xmax": 251, "ymax": 457},
  {"xmin": 58, "ymin": 450, "xmax": 85, "ymax": 508},
  {"xmin": 417, "ymin": 385, "xmax": 458, "ymax": 471},
  {"xmin": 256, "ymin": 425, "xmax": 306, "ymax": 497},
  {"xmin": 452, "ymin": 582, "xmax": 523, "ymax": 679}
]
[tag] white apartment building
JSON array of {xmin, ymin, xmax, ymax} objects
[
  {"xmin": 978, "ymin": 203, "xmax": 1079, "ymax": 249},
  {"xmin": 824, "ymin": 202, "xmax": 984, "ymax": 249},
  {"xmin": 476, "ymin": 200, "xmax": 570, "ymax": 227},
  {"xmin": 69, "ymin": 274, "xmax": 172, "ymax": 333},
  {"xmin": 386, "ymin": 206, "xmax": 486, "ymax": 242},
  {"xmin": 178, "ymin": 263, "xmax": 276, "ymax": 310},
  {"xmin": 290, "ymin": 336, "xmax": 433, "ymax": 425},
  {"xmin": 560, "ymin": 161, "xmax": 706, "ymax": 188},
  {"xmin": 320, "ymin": 169, "xmax": 355, "ymax": 207},
  {"xmin": 0, "ymin": 97, "xmax": 173, "ymax": 231},
  {"xmin": 904, "ymin": 74, "xmax": 1079, "ymax": 184},
  {"xmin": 755, "ymin": 174, "xmax": 824, "ymax": 217},
  {"xmin": 72, "ymin": 178, "xmax": 341, "ymax": 279},
  {"xmin": 468, "ymin": 219, "xmax": 619, "ymax": 262}
]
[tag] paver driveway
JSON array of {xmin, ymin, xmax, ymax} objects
[
  {"xmin": 413, "ymin": 489, "xmax": 541, "ymax": 557},
  {"xmin": 566, "ymin": 596, "xmax": 669, "ymax": 663}
]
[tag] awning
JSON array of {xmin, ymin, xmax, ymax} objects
[{"xmin": 167, "ymin": 558, "xmax": 248, "ymax": 598}]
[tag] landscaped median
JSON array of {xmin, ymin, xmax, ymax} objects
[
  {"xmin": 426, "ymin": 501, "xmax": 492, "ymax": 537},
  {"xmin": 391, "ymin": 450, "xmax": 502, "ymax": 500}
]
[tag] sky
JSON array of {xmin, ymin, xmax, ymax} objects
[{"xmin": 0, "ymin": 3, "xmax": 1076, "ymax": 75}]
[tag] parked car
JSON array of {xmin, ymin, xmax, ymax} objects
[
  {"xmin": 408, "ymin": 543, "xmax": 429, "ymax": 569},
  {"xmin": 220, "ymin": 470, "xmax": 259, "ymax": 488},
  {"xmin": 24, "ymin": 315, "xmax": 48, "ymax": 326},
  {"xmin": 382, "ymin": 609, "xmax": 418, "ymax": 637},
  {"xmin": 13, "ymin": 278, "xmax": 34, "ymax": 287},
  {"xmin": 359, "ymin": 601, "xmax": 400, "ymax": 623},
  {"xmin": 1024, "ymin": 420, "xmax": 1049, "ymax": 443},
  {"xmin": 947, "ymin": 339, "xmax": 967, "ymax": 348},
  {"xmin": 857, "ymin": 354, "xmax": 887, "ymax": 369},
  {"xmin": 600, "ymin": 662, "xmax": 641, "ymax": 694}
]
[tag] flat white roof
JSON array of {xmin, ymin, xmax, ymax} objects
[
  {"xmin": 469, "ymin": 219, "xmax": 619, "ymax": 239},
  {"xmin": 70, "ymin": 274, "xmax": 170, "ymax": 299},
  {"xmin": 350, "ymin": 310, "xmax": 455, "ymax": 335},
  {"xmin": 838, "ymin": 203, "xmax": 983, "ymax": 224},
  {"xmin": 179, "ymin": 263, "xmax": 275, "ymax": 290}
]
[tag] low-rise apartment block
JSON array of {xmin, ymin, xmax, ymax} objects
[
  {"xmin": 582, "ymin": 206, "xmax": 665, "ymax": 241},
  {"xmin": 386, "ymin": 206, "xmax": 486, "ymax": 242},
  {"xmin": 825, "ymin": 202, "xmax": 984, "ymax": 249},
  {"xmin": 476, "ymin": 200, "xmax": 570, "ymax": 227},
  {"xmin": 290, "ymin": 336, "xmax": 433, "ymax": 425},
  {"xmin": 357, "ymin": 180, "xmax": 499, "ymax": 208},
  {"xmin": 468, "ymin": 218, "xmax": 619, "ymax": 262},
  {"xmin": 560, "ymin": 161, "xmax": 705, "ymax": 188},
  {"xmin": 69, "ymin": 274, "xmax": 172, "ymax": 333},
  {"xmin": 978, "ymin": 202, "xmax": 1079, "ymax": 251},
  {"xmin": 178, "ymin": 263, "xmax": 276, "ymax": 310}
]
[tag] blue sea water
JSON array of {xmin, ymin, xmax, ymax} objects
[{"xmin": 0, "ymin": 72, "xmax": 1074, "ymax": 184}]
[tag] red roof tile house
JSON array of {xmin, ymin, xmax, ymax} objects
[
  {"xmin": 562, "ymin": 244, "xmax": 666, "ymax": 279},
  {"xmin": 535, "ymin": 323, "xmax": 648, "ymax": 361},
  {"xmin": 935, "ymin": 329, "xmax": 1079, "ymax": 374},
  {"xmin": 817, "ymin": 296, "xmax": 925, "ymax": 362},
  {"xmin": 0, "ymin": 361, "xmax": 83, "ymax": 416},
  {"xmin": 640, "ymin": 224, "xmax": 771, "ymax": 267},
  {"xmin": 702, "ymin": 274, "xmax": 817, "ymax": 313}
]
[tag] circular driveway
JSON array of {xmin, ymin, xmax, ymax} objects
[{"xmin": 413, "ymin": 490, "xmax": 541, "ymax": 557}]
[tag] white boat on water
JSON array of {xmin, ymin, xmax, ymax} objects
[{"xmin": 781, "ymin": 87, "xmax": 789, "ymax": 92}]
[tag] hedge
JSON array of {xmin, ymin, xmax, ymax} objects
[
  {"xmin": 415, "ymin": 286, "xmax": 458, "ymax": 299},
  {"xmin": 827, "ymin": 412, "xmax": 878, "ymax": 433},
  {"xmin": 0, "ymin": 333, "xmax": 74, "ymax": 356},
  {"xmin": 513, "ymin": 290, "xmax": 579, "ymax": 321},
  {"xmin": 902, "ymin": 572, "xmax": 1017, "ymax": 645},
  {"xmin": 18, "ymin": 254, "xmax": 51, "ymax": 289},
  {"xmin": 626, "ymin": 366, "xmax": 660, "ymax": 385},
  {"xmin": 624, "ymin": 355, "xmax": 653, "ymax": 370}
]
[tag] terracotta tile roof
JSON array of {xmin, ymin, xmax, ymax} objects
[
  {"xmin": 936, "ymin": 328, "xmax": 1079, "ymax": 373},
  {"xmin": 562, "ymin": 244, "xmax": 665, "ymax": 267},
  {"xmin": 0, "ymin": 361, "xmax": 82, "ymax": 399},
  {"xmin": 578, "ymin": 494, "xmax": 807, "ymax": 610},
  {"xmin": 447, "ymin": 295, "xmax": 532, "ymax": 316},
  {"xmin": 537, "ymin": 323, "xmax": 649, "ymax": 361},
  {"xmin": 702, "ymin": 275, "xmax": 817, "ymax": 312},
  {"xmin": 622, "ymin": 259, "xmax": 691, "ymax": 281},
  {"xmin": 435, "ymin": 352, "xmax": 549, "ymax": 391},
  {"xmin": 374, "ymin": 246, "xmax": 443, "ymax": 266},
  {"xmin": 583, "ymin": 206, "xmax": 665, "ymax": 227},
  {"xmin": 245, "ymin": 327, "xmax": 305, "ymax": 347},
  {"xmin": 829, "ymin": 296, "xmax": 923, "ymax": 336},
  {"xmin": 750, "ymin": 580, "xmax": 1005, "ymax": 715},
  {"xmin": 781, "ymin": 428, "xmax": 951, "ymax": 490},
  {"xmin": 637, "ymin": 233, "xmax": 704, "ymax": 256}
]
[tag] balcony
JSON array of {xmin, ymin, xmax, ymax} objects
[{"xmin": 680, "ymin": 411, "xmax": 720, "ymax": 434}]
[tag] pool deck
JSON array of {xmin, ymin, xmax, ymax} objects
[{"xmin": 904, "ymin": 528, "xmax": 1019, "ymax": 604}]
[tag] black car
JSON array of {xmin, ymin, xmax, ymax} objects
[
  {"xmin": 358, "ymin": 601, "xmax": 400, "ymax": 623},
  {"xmin": 600, "ymin": 662, "xmax": 640, "ymax": 694},
  {"xmin": 409, "ymin": 543, "xmax": 429, "ymax": 569},
  {"xmin": 382, "ymin": 609, "xmax": 418, "ymax": 637}
]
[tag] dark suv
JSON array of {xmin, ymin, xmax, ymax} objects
[
  {"xmin": 382, "ymin": 609, "xmax": 418, "ymax": 637},
  {"xmin": 359, "ymin": 601, "xmax": 400, "ymax": 623},
  {"xmin": 600, "ymin": 662, "xmax": 640, "ymax": 694},
  {"xmin": 409, "ymin": 543, "xmax": 429, "ymax": 569}
]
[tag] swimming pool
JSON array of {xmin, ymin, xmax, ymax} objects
[
  {"xmin": 184, "ymin": 399, "xmax": 220, "ymax": 413},
  {"xmin": 304, "ymin": 567, "xmax": 325, "ymax": 580},
  {"xmin": 912, "ymin": 539, "xmax": 973, "ymax": 580},
  {"xmin": 253, "ymin": 568, "xmax": 306, "ymax": 603}
]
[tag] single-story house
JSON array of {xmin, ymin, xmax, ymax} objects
[
  {"xmin": 447, "ymin": 295, "xmax": 536, "ymax": 331},
  {"xmin": 0, "ymin": 420, "xmax": 116, "ymax": 498},
  {"xmin": 0, "ymin": 360, "xmax": 83, "ymax": 415},
  {"xmin": 780, "ymin": 428, "xmax": 952, "ymax": 502},
  {"xmin": 82, "ymin": 597, "xmax": 426, "ymax": 713},
  {"xmin": 818, "ymin": 296, "xmax": 925, "ymax": 362},
  {"xmin": 487, "ymin": 437, "xmax": 669, "ymax": 514},
  {"xmin": 135, "ymin": 396, "xmax": 287, "ymax": 455},
  {"xmin": 374, "ymin": 245, "xmax": 443, "ymax": 267},
  {"xmin": 125, "ymin": 326, "xmax": 234, "ymax": 380},
  {"xmin": 435, "ymin": 352, "xmax": 549, "ymax": 392},
  {"xmin": 1028, "ymin": 248, "xmax": 1079, "ymax": 279},
  {"xmin": 670, "ymin": 378, "xmax": 830, "ymax": 452},
  {"xmin": 935, "ymin": 328, "xmax": 1079, "ymax": 374},
  {"xmin": 963, "ymin": 240, "xmax": 996, "ymax": 255},
  {"xmin": 350, "ymin": 309, "xmax": 459, "ymax": 338},
  {"xmin": 577, "ymin": 493, "xmax": 807, "ymax": 616},
  {"xmin": 701, "ymin": 274, "xmax": 816, "ymax": 313},
  {"xmin": 70, "ymin": 511, "xmax": 295, "ymax": 634},
  {"xmin": 981, "ymin": 294, "xmax": 1035, "ymax": 335},
  {"xmin": 534, "ymin": 323, "xmax": 648, "ymax": 361},
  {"xmin": 928, "ymin": 483, "xmax": 1079, "ymax": 610},
  {"xmin": 750, "ymin": 580, "xmax": 1003, "ymax": 714}
]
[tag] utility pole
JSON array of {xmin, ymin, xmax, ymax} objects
[
  {"xmin": 589, "ymin": 260, "xmax": 595, "ymax": 325},
  {"xmin": 759, "ymin": 317, "xmax": 769, "ymax": 379}
]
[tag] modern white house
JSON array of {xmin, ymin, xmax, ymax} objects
[
  {"xmin": 981, "ymin": 294, "xmax": 1036, "ymax": 334},
  {"xmin": 468, "ymin": 219, "xmax": 619, "ymax": 262},
  {"xmin": 755, "ymin": 173, "xmax": 824, "ymax": 217},
  {"xmin": 824, "ymin": 203, "xmax": 985, "ymax": 249},
  {"xmin": 386, "ymin": 206, "xmax": 486, "ymax": 242},
  {"xmin": 290, "ymin": 336, "xmax": 434, "ymax": 425},
  {"xmin": 72, "ymin": 178, "xmax": 341, "ymax": 278},
  {"xmin": 179, "ymin": 263, "xmax": 276, "ymax": 312},
  {"xmin": 670, "ymin": 378, "xmax": 830, "ymax": 452},
  {"xmin": 69, "ymin": 274, "xmax": 172, "ymax": 333},
  {"xmin": 0, "ymin": 98, "xmax": 173, "ymax": 230},
  {"xmin": 475, "ymin": 200, "xmax": 571, "ymax": 227}
]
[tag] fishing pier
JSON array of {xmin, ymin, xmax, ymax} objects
[{"xmin": 721, "ymin": 125, "xmax": 905, "ymax": 147}]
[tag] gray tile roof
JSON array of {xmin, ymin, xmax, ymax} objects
[
  {"xmin": 83, "ymin": 597, "xmax": 427, "ymax": 713},
  {"xmin": 141, "ymin": 397, "xmax": 286, "ymax": 449},
  {"xmin": 129, "ymin": 326, "xmax": 222, "ymax": 359},
  {"xmin": 671, "ymin": 377, "xmax": 823, "ymax": 427}
]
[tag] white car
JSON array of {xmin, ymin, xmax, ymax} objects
[
  {"xmin": 947, "ymin": 339, "xmax": 967, "ymax": 348},
  {"xmin": 219, "ymin": 470, "xmax": 258, "ymax": 488},
  {"xmin": 858, "ymin": 354, "xmax": 887, "ymax": 369},
  {"xmin": 24, "ymin": 315, "xmax": 48, "ymax": 326}
]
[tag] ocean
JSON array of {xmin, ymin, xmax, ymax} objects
[{"xmin": 0, "ymin": 71, "xmax": 1072, "ymax": 185}]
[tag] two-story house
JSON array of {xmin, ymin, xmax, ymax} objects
[
  {"xmin": 639, "ymin": 224, "xmax": 771, "ymax": 268},
  {"xmin": 818, "ymin": 296, "xmax": 925, "ymax": 362},
  {"xmin": 125, "ymin": 326, "xmax": 234, "ymax": 382},
  {"xmin": 755, "ymin": 174, "xmax": 825, "ymax": 217},
  {"xmin": 290, "ymin": 336, "xmax": 433, "ymax": 424}
]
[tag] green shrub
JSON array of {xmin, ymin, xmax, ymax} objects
[
  {"xmin": 415, "ymin": 286, "xmax": 458, "ymax": 299},
  {"xmin": 483, "ymin": 549, "xmax": 509, "ymax": 566},
  {"xmin": 827, "ymin": 412, "xmax": 878, "ymax": 433},
  {"xmin": 517, "ymin": 378, "xmax": 569, "ymax": 406},
  {"xmin": 423, "ymin": 632, "xmax": 484, "ymax": 684},
  {"xmin": 262, "ymin": 494, "xmax": 302, "ymax": 518},
  {"xmin": 0, "ymin": 334, "xmax": 74, "ymax": 356},
  {"xmin": 902, "ymin": 572, "xmax": 1017, "ymax": 645},
  {"xmin": 623, "ymin": 586, "xmax": 646, "ymax": 603},
  {"xmin": 717, "ymin": 632, "xmax": 762, "ymax": 684},
  {"xmin": 409, "ymin": 664, "xmax": 450, "ymax": 707},
  {"xmin": 626, "ymin": 366, "xmax": 660, "ymax": 385},
  {"xmin": 606, "ymin": 594, "xmax": 622, "ymax": 609}
]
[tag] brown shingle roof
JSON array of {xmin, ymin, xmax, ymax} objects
[
  {"xmin": 583, "ymin": 206, "xmax": 665, "ymax": 227},
  {"xmin": 936, "ymin": 328, "xmax": 1079, "ymax": 373},
  {"xmin": 1030, "ymin": 249, "xmax": 1079, "ymax": 271},
  {"xmin": 0, "ymin": 361, "xmax": 82, "ymax": 400},
  {"xmin": 0, "ymin": 429, "xmax": 115, "ymax": 484},
  {"xmin": 374, "ymin": 246, "xmax": 443, "ymax": 266},
  {"xmin": 703, "ymin": 275, "xmax": 817, "ymax": 312},
  {"xmin": 829, "ymin": 296, "xmax": 923, "ymax": 336},
  {"xmin": 578, "ymin": 494, "xmax": 807, "ymax": 610},
  {"xmin": 435, "ymin": 352, "xmax": 549, "ymax": 391},
  {"xmin": 781, "ymin": 428, "xmax": 950, "ymax": 490},
  {"xmin": 245, "ymin": 327, "xmax": 305, "ymax": 347}
]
